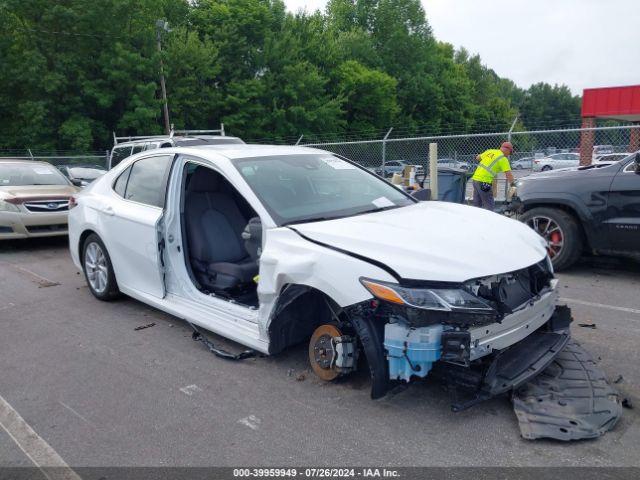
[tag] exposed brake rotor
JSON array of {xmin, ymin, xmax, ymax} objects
[{"xmin": 309, "ymin": 324, "xmax": 346, "ymax": 381}]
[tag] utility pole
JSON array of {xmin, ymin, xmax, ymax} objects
[
  {"xmin": 156, "ymin": 19, "xmax": 171, "ymax": 135},
  {"xmin": 507, "ymin": 114, "xmax": 519, "ymax": 142}
]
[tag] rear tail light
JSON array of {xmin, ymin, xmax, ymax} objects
[
  {"xmin": 69, "ymin": 196, "xmax": 78, "ymax": 209},
  {"xmin": 534, "ymin": 160, "xmax": 540, "ymax": 163}
]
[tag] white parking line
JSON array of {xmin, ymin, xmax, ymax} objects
[
  {"xmin": 560, "ymin": 297, "xmax": 640, "ymax": 316},
  {"xmin": 238, "ymin": 415, "xmax": 261, "ymax": 431},
  {"xmin": 179, "ymin": 384, "xmax": 202, "ymax": 396},
  {"xmin": 0, "ymin": 262, "xmax": 60, "ymax": 288},
  {"xmin": 0, "ymin": 393, "xmax": 81, "ymax": 480}
]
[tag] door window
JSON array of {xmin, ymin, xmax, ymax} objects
[
  {"xmin": 118, "ymin": 155, "xmax": 173, "ymax": 207},
  {"xmin": 624, "ymin": 162, "xmax": 639, "ymax": 173},
  {"xmin": 113, "ymin": 166, "xmax": 131, "ymax": 197}
]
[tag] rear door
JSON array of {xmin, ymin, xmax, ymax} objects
[
  {"xmin": 606, "ymin": 158, "xmax": 640, "ymax": 251},
  {"xmin": 102, "ymin": 154, "xmax": 174, "ymax": 297}
]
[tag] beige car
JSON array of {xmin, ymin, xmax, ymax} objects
[{"xmin": 0, "ymin": 160, "xmax": 79, "ymax": 239}]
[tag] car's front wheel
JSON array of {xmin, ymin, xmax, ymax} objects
[
  {"xmin": 520, "ymin": 207, "xmax": 583, "ymax": 270},
  {"xmin": 82, "ymin": 233, "xmax": 120, "ymax": 300},
  {"xmin": 541, "ymin": 165, "xmax": 552, "ymax": 171}
]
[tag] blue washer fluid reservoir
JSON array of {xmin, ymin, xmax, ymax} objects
[{"xmin": 384, "ymin": 322, "xmax": 443, "ymax": 382}]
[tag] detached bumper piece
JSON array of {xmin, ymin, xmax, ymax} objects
[
  {"xmin": 433, "ymin": 329, "xmax": 569, "ymax": 412},
  {"xmin": 513, "ymin": 339, "xmax": 622, "ymax": 441}
]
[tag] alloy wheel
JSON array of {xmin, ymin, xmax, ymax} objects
[
  {"xmin": 85, "ymin": 242, "xmax": 109, "ymax": 294},
  {"xmin": 526, "ymin": 215, "xmax": 564, "ymax": 260}
]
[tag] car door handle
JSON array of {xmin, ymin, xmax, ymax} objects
[{"xmin": 101, "ymin": 206, "xmax": 115, "ymax": 216}]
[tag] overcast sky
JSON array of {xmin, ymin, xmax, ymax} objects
[{"xmin": 283, "ymin": 0, "xmax": 640, "ymax": 95}]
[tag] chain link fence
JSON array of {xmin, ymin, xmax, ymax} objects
[
  {"xmin": 0, "ymin": 151, "xmax": 109, "ymax": 169},
  {"xmin": 2, "ymin": 124, "xmax": 638, "ymax": 202},
  {"xmin": 299, "ymin": 124, "xmax": 640, "ymax": 201}
]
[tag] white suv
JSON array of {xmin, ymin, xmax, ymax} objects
[
  {"xmin": 109, "ymin": 130, "xmax": 244, "ymax": 169},
  {"xmin": 68, "ymin": 144, "xmax": 570, "ymax": 407}
]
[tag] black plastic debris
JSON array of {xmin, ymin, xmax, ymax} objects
[
  {"xmin": 578, "ymin": 323, "xmax": 597, "ymax": 329},
  {"xmin": 134, "ymin": 323, "xmax": 156, "ymax": 331},
  {"xmin": 513, "ymin": 340, "xmax": 622, "ymax": 441},
  {"xmin": 188, "ymin": 322, "xmax": 256, "ymax": 361}
]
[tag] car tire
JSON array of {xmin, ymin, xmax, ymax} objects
[
  {"xmin": 520, "ymin": 207, "xmax": 583, "ymax": 271},
  {"xmin": 82, "ymin": 233, "xmax": 121, "ymax": 300},
  {"xmin": 541, "ymin": 165, "xmax": 552, "ymax": 171}
]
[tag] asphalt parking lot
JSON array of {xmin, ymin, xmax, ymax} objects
[{"xmin": 1, "ymin": 237, "xmax": 639, "ymax": 468}]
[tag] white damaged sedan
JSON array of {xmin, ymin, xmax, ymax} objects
[{"xmin": 68, "ymin": 144, "xmax": 572, "ymax": 408}]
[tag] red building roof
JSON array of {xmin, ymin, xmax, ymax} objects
[{"xmin": 582, "ymin": 85, "xmax": 640, "ymax": 121}]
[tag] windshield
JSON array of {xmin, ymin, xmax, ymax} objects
[
  {"xmin": 68, "ymin": 167, "xmax": 105, "ymax": 180},
  {"xmin": 0, "ymin": 163, "xmax": 70, "ymax": 186},
  {"xmin": 233, "ymin": 154, "xmax": 415, "ymax": 225}
]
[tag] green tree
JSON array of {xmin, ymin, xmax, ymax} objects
[
  {"xmin": 0, "ymin": 0, "xmax": 582, "ymax": 151},
  {"xmin": 336, "ymin": 60, "xmax": 398, "ymax": 133},
  {"xmin": 519, "ymin": 83, "xmax": 581, "ymax": 128}
]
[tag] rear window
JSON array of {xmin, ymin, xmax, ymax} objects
[{"xmin": 0, "ymin": 163, "xmax": 70, "ymax": 186}]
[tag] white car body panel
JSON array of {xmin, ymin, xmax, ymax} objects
[
  {"xmin": 69, "ymin": 144, "xmax": 554, "ymax": 357},
  {"xmin": 293, "ymin": 201, "xmax": 547, "ymax": 282}
]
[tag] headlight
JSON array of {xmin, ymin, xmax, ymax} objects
[
  {"xmin": 0, "ymin": 199, "xmax": 20, "ymax": 213},
  {"xmin": 360, "ymin": 278, "xmax": 495, "ymax": 314}
]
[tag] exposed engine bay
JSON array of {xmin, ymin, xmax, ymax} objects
[{"xmin": 311, "ymin": 258, "xmax": 623, "ymax": 440}]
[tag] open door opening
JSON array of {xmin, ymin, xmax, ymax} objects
[{"xmin": 181, "ymin": 163, "xmax": 261, "ymax": 307}]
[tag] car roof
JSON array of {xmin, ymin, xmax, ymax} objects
[
  {"xmin": 143, "ymin": 144, "xmax": 330, "ymax": 161},
  {"xmin": 196, "ymin": 144, "xmax": 329, "ymax": 159},
  {"xmin": 0, "ymin": 159, "xmax": 55, "ymax": 167}
]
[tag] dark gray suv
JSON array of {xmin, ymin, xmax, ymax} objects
[{"xmin": 508, "ymin": 153, "xmax": 640, "ymax": 270}]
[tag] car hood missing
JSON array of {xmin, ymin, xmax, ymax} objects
[{"xmin": 292, "ymin": 201, "xmax": 547, "ymax": 283}]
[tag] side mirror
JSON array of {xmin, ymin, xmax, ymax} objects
[
  {"xmin": 71, "ymin": 179, "xmax": 83, "ymax": 187},
  {"xmin": 634, "ymin": 153, "xmax": 640, "ymax": 174}
]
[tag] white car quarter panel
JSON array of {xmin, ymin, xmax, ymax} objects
[{"xmin": 258, "ymin": 227, "xmax": 393, "ymax": 311}]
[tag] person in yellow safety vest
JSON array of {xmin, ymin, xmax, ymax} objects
[{"xmin": 471, "ymin": 141, "xmax": 515, "ymax": 211}]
